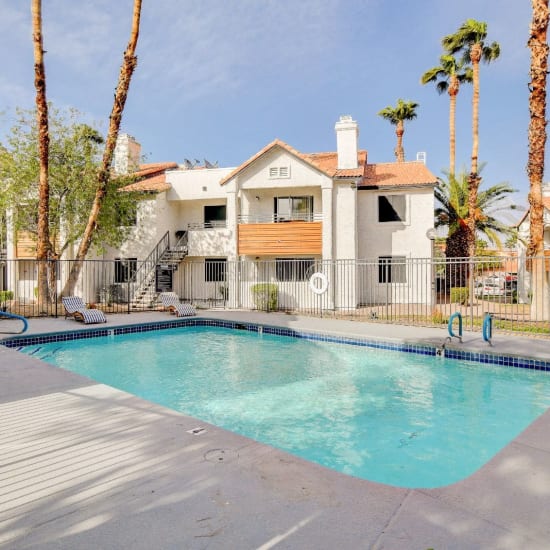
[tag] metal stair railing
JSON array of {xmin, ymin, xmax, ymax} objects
[{"xmin": 130, "ymin": 231, "xmax": 171, "ymax": 307}]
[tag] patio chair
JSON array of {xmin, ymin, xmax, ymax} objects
[
  {"xmin": 159, "ymin": 292, "xmax": 196, "ymax": 317},
  {"xmin": 62, "ymin": 296, "xmax": 107, "ymax": 324}
]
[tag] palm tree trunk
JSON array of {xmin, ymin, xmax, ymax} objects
[
  {"xmin": 63, "ymin": 0, "xmax": 142, "ymax": 296},
  {"xmin": 448, "ymin": 76, "xmax": 459, "ymax": 177},
  {"xmin": 467, "ymin": 45, "xmax": 482, "ymax": 258},
  {"xmin": 32, "ymin": 0, "xmax": 51, "ymax": 309},
  {"xmin": 527, "ymin": 0, "xmax": 548, "ymax": 258},
  {"xmin": 527, "ymin": 0, "xmax": 550, "ymax": 320},
  {"xmin": 395, "ymin": 121, "xmax": 405, "ymax": 162}
]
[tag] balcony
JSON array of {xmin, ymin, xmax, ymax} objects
[{"xmin": 237, "ymin": 215, "xmax": 322, "ymax": 256}]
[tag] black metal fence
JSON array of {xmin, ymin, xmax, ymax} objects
[{"xmin": 0, "ymin": 255, "xmax": 549, "ymax": 336}]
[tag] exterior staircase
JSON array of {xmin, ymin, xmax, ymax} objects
[{"xmin": 130, "ymin": 232, "xmax": 188, "ymax": 309}]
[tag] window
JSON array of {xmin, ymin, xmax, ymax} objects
[
  {"xmin": 274, "ymin": 196, "xmax": 313, "ymax": 222},
  {"xmin": 378, "ymin": 256, "xmax": 406, "ymax": 283},
  {"xmin": 378, "ymin": 195, "xmax": 406, "ymax": 222},
  {"xmin": 276, "ymin": 258, "xmax": 314, "ymax": 281},
  {"xmin": 205, "ymin": 258, "xmax": 227, "ymax": 282},
  {"xmin": 114, "ymin": 258, "xmax": 137, "ymax": 283},
  {"xmin": 204, "ymin": 205, "xmax": 226, "ymax": 228},
  {"xmin": 269, "ymin": 166, "xmax": 290, "ymax": 179}
]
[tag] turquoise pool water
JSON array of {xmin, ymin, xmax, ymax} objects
[{"xmin": 21, "ymin": 326, "xmax": 550, "ymax": 488}]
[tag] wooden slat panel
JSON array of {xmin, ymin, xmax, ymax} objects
[
  {"xmin": 15, "ymin": 231, "xmax": 61, "ymax": 259},
  {"xmin": 238, "ymin": 222, "xmax": 322, "ymax": 256},
  {"xmin": 15, "ymin": 231, "xmax": 36, "ymax": 258}
]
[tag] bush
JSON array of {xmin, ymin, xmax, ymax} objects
[
  {"xmin": 0, "ymin": 290, "xmax": 14, "ymax": 311},
  {"xmin": 251, "ymin": 283, "xmax": 278, "ymax": 311},
  {"xmin": 450, "ymin": 287, "xmax": 468, "ymax": 305}
]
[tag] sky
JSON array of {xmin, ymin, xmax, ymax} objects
[{"xmin": 0, "ymin": 0, "xmax": 540, "ymax": 219}]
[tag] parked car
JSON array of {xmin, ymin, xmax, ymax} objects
[{"xmin": 475, "ymin": 276, "xmax": 517, "ymax": 298}]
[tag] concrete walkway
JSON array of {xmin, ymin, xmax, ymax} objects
[{"xmin": 1, "ymin": 311, "xmax": 549, "ymax": 549}]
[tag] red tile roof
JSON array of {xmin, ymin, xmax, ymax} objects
[
  {"xmin": 120, "ymin": 162, "xmax": 177, "ymax": 193},
  {"xmin": 121, "ymin": 173, "xmax": 171, "ymax": 193},
  {"xmin": 360, "ymin": 162, "xmax": 437, "ymax": 188},
  {"xmin": 219, "ymin": 140, "xmax": 436, "ymax": 187}
]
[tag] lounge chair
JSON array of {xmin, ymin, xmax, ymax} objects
[
  {"xmin": 159, "ymin": 292, "xmax": 196, "ymax": 317},
  {"xmin": 62, "ymin": 296, "xmax": 107, "ymax": 324}
]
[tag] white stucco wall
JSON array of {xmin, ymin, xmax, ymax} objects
[
  {"xmin": 167, "ymin": 167, "xmax": 233, "ymax": 201},
  {"xmin": 358, "ymin": 187, "xmax": 434, "ymax": 259},
  {"xmin": 356, "ymin": 186, "xmax": 434, "ymax": 305},
  {"xmin": 105, "ymin": 193, "xmax": 179, "ymax": 260}
]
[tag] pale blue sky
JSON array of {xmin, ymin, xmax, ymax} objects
[{"xmin": 0, "ymin": 1, "xmax": 538, "ymax": 217}]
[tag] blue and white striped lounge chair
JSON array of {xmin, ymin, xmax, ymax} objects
[
  {"xmin": 62, "ymin": 296, "xmax": 107, "ymax": 324},
  {"xmin": 159, "ymin": 292, "xmax": 196, "ymax": 317}
]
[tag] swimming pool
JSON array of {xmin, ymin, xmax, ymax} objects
[{"xmin": 19, "ymin": 323, "xmax": 550, "ymax": 488}]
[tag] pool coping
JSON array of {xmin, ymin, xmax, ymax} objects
[
  {"xmin": 1, "ymin": 311, "xmax": 550, "ymax": 548},
  {"xmin": 5, "ymin": 314, "xmax": 550, "ymax": 372}
]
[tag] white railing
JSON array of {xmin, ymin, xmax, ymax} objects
[{"xmin": 237, "ymin": 213, "xmax": 323, "ymax": 224}]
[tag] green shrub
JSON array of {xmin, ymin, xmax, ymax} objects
[
  {"xmin": 251, "ymin": 283, "xmax": 278, "ymax": 311},
  {"xmin": 0, "ymin": 290, "xmax": 14, "ymax": 311},
  {"xmin": 450, "ymin": 287, "xmax": 468, "ymax": 305}
]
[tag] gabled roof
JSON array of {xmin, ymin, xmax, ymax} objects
[
  {"xmin": 120, "ymin": 162, "xmax": 178, "ymax": 193},
  {"xmin": 360, "ymin": 161, "xmax": 437, "ymax": 188},
  {"xmin": 219, "ymin": 139, "xmax": 436, "ymax": 188},
  {"xmin": 219, "ymin": 139, "xmax": 368, "ymax": 185}
]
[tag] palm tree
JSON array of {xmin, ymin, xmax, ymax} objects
[
  {"xmin": 527, "ymin": 0, "xmax": 549, "ymax": 258},
  {"xmin": 442, "ymin": 20, "xmax": 500, "ymax": 258},
  {"xmin": 378, "ymin": 99, "xmax": 419, "ymax": 162},
  {"xmin": 436, "ymin": 170, "xmax": 518, "ymax": 287},
  {"xmin": 421, "ymin": 54, "xmax": 473, "ymax": 177},
  {"xmin": 526, "ymin": 0, "xmax": 549, "ymax": 320},
  {"xmin": 31, "ymin": 0, "xmax": 51, "ymax": 307},
  {"xmin": 64, "ymin": 0, "xmax": 142, "ymax": 295}
]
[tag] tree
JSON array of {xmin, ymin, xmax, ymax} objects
[
  {"xmin": 31, "ymin": 0, "xmax": 51, "ymax": 306},
  {"xmin": 527, "ymin": 0, "xmax": 549, "ymax": 258},
  {"xmin": 377, "ymin": 99, "xmax": 419, "ymax": 162},
  {"xmin": 442, "ymin": 20, "xmax": 500, "ymax": 258},
  {"xmin": 526, "ymin": 0, "xmax": 550, "ymax": 320},
  {"xmin": 64, "ymin": 0, "xmax": 143, "ymax": 295},
  {"xmin": 435, "ymin": 169, "xmax": 518, "ymax": 258},
  {"xmin": 0, "ymin": 107, "xmax": 141, "ymax": 262},
  {"xmin": 421, "ymin": 54, "xmax": 473, "ymax": 177}
]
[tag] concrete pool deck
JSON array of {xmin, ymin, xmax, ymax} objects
[{"xmin": 1, "ymin": 311, "xmax": 550, "ymax": 549}]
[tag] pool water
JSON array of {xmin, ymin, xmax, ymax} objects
[{"xmin": 21, "ymin": 326, "xmax": 550, "ymax": 488}]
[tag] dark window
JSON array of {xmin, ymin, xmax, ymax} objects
[
  {"xmin": 204, "ymin": 205, "xmax": 226, "ymax": 228},
  {"xmin": 378, "ymin": 195, "xmax": 406, "ymax": 222},
  {"xmin": 276, "ymin": 258, "xmax": 314, "ymax": 281},
  {"xmin": 114, "ymin": 258, "xmax": 137, "ymax": 283},
  {"xmin": 205, "ymin": 258, "xmax": 227, "ymax": 282},
  {"xmin": 378, "ymin": 256, "xmax": 406, "ymax": 283},
  {"xmin": 274, "ymin": 196, "xmax": 313, "ymax": 222}
]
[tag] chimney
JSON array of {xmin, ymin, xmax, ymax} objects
[
  {"xmin": 335, "ymin": 115, "xmax": 359, "ymax": 170},
  {"xmin": 113, "ymin": 133, "xmax": 141, "ymax": 175}
]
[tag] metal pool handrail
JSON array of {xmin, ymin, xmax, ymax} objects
[
  {"xmin": 448, "ymin": 312, "xmax": 463, "ymax": 343},
  {"xmin": 483, "ymin": 313, "xmax": 493, "ymax": 346},
  {"xmin": 0, "ymin": 311, "xmax": 29, "ymax": 334}
]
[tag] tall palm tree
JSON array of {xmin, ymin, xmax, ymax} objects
[
  {"xmin": 526, "ymin": 0, "xmax": 549, "ymax": 320},
  {"xmin": 31, "ymin": 0, "xmax": 51, "ymax": 306},
  {"xmin": 64, "ymin": 0, "xmax": 142, "ymax": 295},
  {"xmin": 378, "ymin": 99, "xmax": 419, "ymax": 162},
  {"xmin": 421, "ymin": 54, "xmax": 473, "ymax": 177},
  {"xmin": 527, "ymin": 0, "xmax": 549, "ymax": 258},
  {"xmin": 442, "ymin": 20, "xmax": 500, "ymax": 258}
]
